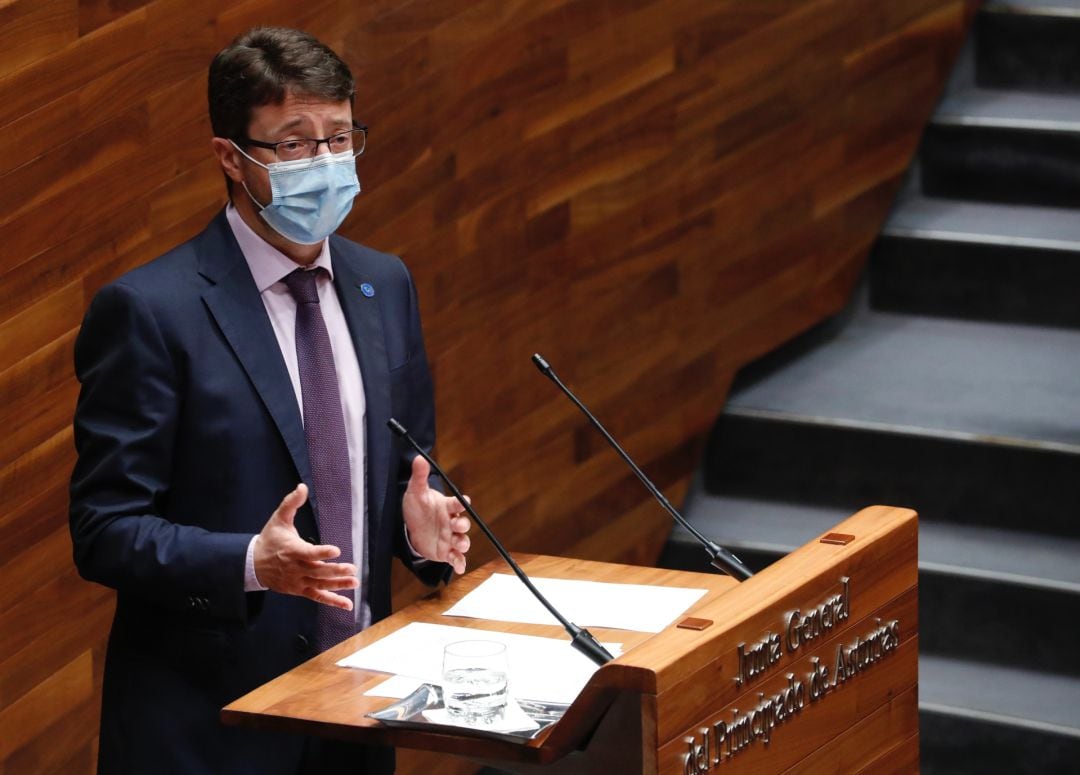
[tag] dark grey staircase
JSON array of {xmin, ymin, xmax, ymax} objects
[
  {"xmin": 871, "ymin": 195, "xmax": 1080, "ymax": 327},
  {"xmin": 976, "ymin": 0, "xmax": 1080, "ymax": 91},
  {"xmin": 659, "ymin": 2, "xmax": 1080, "ymax": 772}
]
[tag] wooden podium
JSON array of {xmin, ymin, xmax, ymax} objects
[{"xmin": 222, "ymin": 506, "xmax": 918, "ymax": 774}]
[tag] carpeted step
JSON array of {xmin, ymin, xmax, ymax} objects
[
  {"xmin": 659, "ymin": 491, "xmax": 1080, "ymax": 675},
  {"xmin": 920, "ymin": 654, "xmax": 1080, "ymax": 774},
  {"xmin": 920, "ymin": 85, "xmax": 1080, "ymax": 207},
  {"xmin": 870, "ymin": 194, "xmax": 1080, "ymax": 327},
  {"xmin": 976, "ymin": 0, "xmax": 1080, "ymax": 92},
  {"xmin": 701, "ymin": 309, "xmax": 1080, "ymax": 536}
]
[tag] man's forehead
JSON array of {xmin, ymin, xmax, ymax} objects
[{"xmin": 251, "ymin": 93, "xmax": 352, "ymax": 131}]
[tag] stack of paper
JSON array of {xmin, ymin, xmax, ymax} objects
[{"xmin": 340, "ymin": 622, "xmax": 621, "ymax": 704}]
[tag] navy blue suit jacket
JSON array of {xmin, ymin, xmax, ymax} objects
[{"xmin": 70, "ymin": 210, "xmax": 448, "ymax": 774}]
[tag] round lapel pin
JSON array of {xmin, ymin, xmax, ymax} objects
[{"xmin": 360, "ymin": 283, "xmax": 375, "ymax": 298}]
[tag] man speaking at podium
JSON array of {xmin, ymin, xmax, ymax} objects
[{"xmin": 69, "ymin": 27, "xmax": 470, "ymax": 774}]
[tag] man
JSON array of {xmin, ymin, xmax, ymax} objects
[{"xmin": 69, "ymin": 27, "xmax": 470, "ymax": 774}]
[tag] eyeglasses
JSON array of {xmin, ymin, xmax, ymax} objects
[{"xmin": 242, "ymin": 123, "xmax": 368, "ymax": 163}]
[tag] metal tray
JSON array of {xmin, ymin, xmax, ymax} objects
[{"xmin": 366, "ymin": 684, "xmax": 568, "ymax": 744}]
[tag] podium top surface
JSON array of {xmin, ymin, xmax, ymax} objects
[
  {"xmin": 222, "ymin": 506, "xmax": 917, "ymax": 767},
  {"xmin": 221, "ymin": 553, "xmax": 736, "ymax": 761}
]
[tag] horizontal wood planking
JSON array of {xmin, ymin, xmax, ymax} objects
[
  {"xmin": 645, "ymin": 507, "xmax": 917, "ymax": 691},
  {"xmin": 0, "ymin": 0, "xmax": 971, "ymax": 772},
  {"xmin": 787, "ymin": 687, "xmax": 919, "ymax": 774},
  {"xmin": 0, "ymin": 649, "xmax": 95, "ymax": 760},
  {"xmin": 856, "ymin": 730, "xmax": 921, "ymax": 775},
  {"xmin": 651, "ymin": 507, "xmax": 919, "ymax": 772},
  {"xmin": 657, "ymin": 640, "xmax": 919, "ymax": 773},
  {"xmin": 0, "ymin": 0, "xmax": 78, "ymax": 77},
  {"xmin": 656, "ymin": 576, "xmax": 918, "ymax": 746}
]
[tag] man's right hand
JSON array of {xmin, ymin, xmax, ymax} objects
[{"xmin": 253, "ymin": 484, "xmax": 358, "ymax": 610}]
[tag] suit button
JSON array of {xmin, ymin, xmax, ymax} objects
[
  {"xmin": 186, "ymin": 596, "xmax": 196, "ymax": 610},
  {"xmin": 303, "ymin": 535, "xmax": 317, "ymax": 544},
  {"xmin": 295, "ymin": 634, "xmax": 310, "ymax": 654},
  {"xmin": 198, "ymin": 597, "xmax": 209, "ymax": 611}
]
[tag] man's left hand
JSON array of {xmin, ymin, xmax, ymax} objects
[{"xmin": 402, "ymin": 455, "xmax": 471, "ymax": 574}]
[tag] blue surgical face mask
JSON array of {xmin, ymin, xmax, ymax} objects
[{"xmin": 231, "ymin": 141, "xmax": 361, "ymax": 245}]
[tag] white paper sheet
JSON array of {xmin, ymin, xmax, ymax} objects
[
  {"xmin": 442, "ymin": 573, "xmax": 708, "ymax": 633},
  {"xmin": 364, "ymin": 674, "xmax": 425, "ymax": 699},
  {"xmin": 338, "ymin": 622, "xmax": 622, "ymax": 705}
]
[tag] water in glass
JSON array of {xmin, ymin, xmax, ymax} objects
[{"xmin": 442, "ymin": 640, "xmax": 509, "ymax": 724}]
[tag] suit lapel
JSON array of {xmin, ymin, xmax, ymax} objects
[
  {"xmin": 330, "ymin": 244, "xmax": 391, "ymax": 533},
  {"xmin": 196, "ymin": 212, "xmax": 315, "ymax": 503}
]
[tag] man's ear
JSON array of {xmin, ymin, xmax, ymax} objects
[{"xmin": 210, "ymin": 137, "xmax": 246, "ymax": 185}]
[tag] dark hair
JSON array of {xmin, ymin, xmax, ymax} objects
[{"xmin": 208, "ymin": 27, "xmax": 355, "ymax": 142}]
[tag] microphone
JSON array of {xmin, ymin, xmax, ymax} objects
[
  {"xmin": 531, "ymin": 353, "xmax": 753, "ymax": 581},
  {"xmin": 387, "ymin": 418, "xmax": 614, "ymax": 666}
]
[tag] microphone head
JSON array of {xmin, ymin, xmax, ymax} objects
[
  {"xmin": 387, "ymin": 418, "xmax": 408, "ymax": 437},
  {"xmin": 531, "ymin": 352, "xmax": 552, "ymax": 375}
]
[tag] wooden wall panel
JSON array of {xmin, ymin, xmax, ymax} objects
[
  {"xmin": 0, "ymin": 0, "xmax": 77, "ymax": 76},
  {"xmin": 0, "ymin": 1, "xmax": 973, "ymax": 772}
]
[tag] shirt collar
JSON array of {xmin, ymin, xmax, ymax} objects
[{"xmin": 225, "ymin": 203, "xmax": 334, "ymax": 292}]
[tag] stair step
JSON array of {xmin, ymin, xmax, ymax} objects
[
  {"xmin": 723, "ymin": 308, "xmax": 1080, "ymax": 449},
  {"xmin": 872, "ymin": 195, "xmax": 1080, "ymax": 327},
  {"xmin": 983, "ymin": 0, "xmax": 1080, "ymax": 10},
  {"xmin": 668, "ymin": 494, "xmax": 1080, "ymax": 595},
  {"xmin": 921, "ymin": 652, "xmax": 1080, "ymax": 745},
  {"xmin": 706, "ymin": 410, "xmax": 1080, "ymax": 538},
  {"xmin": 724, "ymin": 308, "xmax": 1080, "ymax": 449},
  {"xmin": 919, "ymin": 568, "xmax": 1080, "ymax": 678},
  {"xmin": 976, "ymin": 1, "xmax": 1080, "ymax": 93},
  {"xmin": 703, "ymin": 310, "xmax": 1080, "ymax": 535},
  {"xmin": 660, "ymin": 492, "xmax": 1080, "ymax": 674},
  {"xmin": 920, "ymin": 655, "xmax": 1080, "ymax": 773},
  {"xmin": 936, "ymin": 85, "xmax": 1080, "ymax": 132},
  {"xmin": 920, "ymin": 86, "xmax": 1080, "ymax": 207},
  {"xmin": 881, "ymin": 194, "xmax": 1080, "ymax": 251}
]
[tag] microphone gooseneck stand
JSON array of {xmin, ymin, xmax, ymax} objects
[
  {"xmin": 531, "ymin": 353, "xmax": 753, "ymax": 581},
  {"xmin": 387, "ymin": 418, "xmax": 614, "ymax": 666}
]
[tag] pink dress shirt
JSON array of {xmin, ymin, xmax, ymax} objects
[{"xmin": 226, "ymin": 205, "xmax": 370, "ymax": 625}]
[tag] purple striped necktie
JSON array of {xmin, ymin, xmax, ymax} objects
[{"xmin": 283, "ymin": 267, "xmax": 355, "ymax": 653}]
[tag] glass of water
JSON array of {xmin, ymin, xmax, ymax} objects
[{"xmin": 442, "ymin": 640, "xmax": 509, "ymax": 724}]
